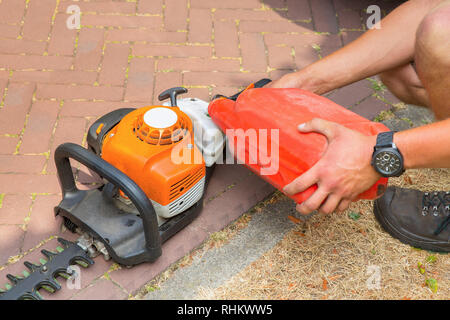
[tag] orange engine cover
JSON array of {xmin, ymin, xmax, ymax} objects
[{"xmin": 101, "ymin": 105, "xmax": 205, "ymax": 207}]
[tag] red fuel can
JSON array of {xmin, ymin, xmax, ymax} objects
[{"xmin": 208, "ymin": 86, "xmax": 389, "ymax": 204}]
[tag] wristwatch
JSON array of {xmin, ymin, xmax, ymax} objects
[{"xmin": 371, "ymin": 131, "xmax": 405, "ymax": 177}]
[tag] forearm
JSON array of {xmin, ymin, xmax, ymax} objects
[
  {"xmin": 394, "ymin": 118, "xmax": 450, "ymax": 169},
  {"xmin": 286, "ymin": 0, "xmax": 441, "ymax": 94}
]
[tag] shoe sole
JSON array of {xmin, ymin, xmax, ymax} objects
[{"xmin": 373, "ymin": 200, "xmax": 449, "ymax": 253}]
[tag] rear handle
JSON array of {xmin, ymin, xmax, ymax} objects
[
  {"xmin": 54, "ymin": 143, "xmax": 161, "ymax": 252},
  {"xmin": 158, "ymin": 87, "xmax": 188, "ymax": 107}
]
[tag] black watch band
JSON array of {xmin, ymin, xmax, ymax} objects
[{"xmin": 375, "ymin": 131, "xmax": 395, "ymax": 148}]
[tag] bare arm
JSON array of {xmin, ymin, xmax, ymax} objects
[
  {"xmin": 269, "ymin": 0, "xmax": 442, "ymax": 94},
  {"xmin": 395, "ymin": 118, "xmax": 450, "ymax": 169}
]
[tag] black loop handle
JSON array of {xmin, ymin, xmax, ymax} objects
[
  {"xmin": 158, "ymin": 87, "xmax": 188, "ymax": 107},
  {"xmin": 212, "ymin": 78, "xmax": 272, "ymax": 101},
  {"xmin": 54, "ymin": 143, "xmax": 161, "ymax": 251}
]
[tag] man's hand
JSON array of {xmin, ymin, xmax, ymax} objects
[
  {"xmin": 267, "ymin": 72, "xmax": 303, "ymax": 89},
  {"xmin": 283, "ymin": 118, "xmax": 382, "ymax": 215}
]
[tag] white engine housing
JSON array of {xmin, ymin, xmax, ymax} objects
[{"xmin": 163, "ymin": 98, "xmax": 225, "ymax": 167}]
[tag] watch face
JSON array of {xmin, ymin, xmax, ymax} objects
[{"xmin": 374, "ymin": 150, "xmax": 402, "ymax": 176}]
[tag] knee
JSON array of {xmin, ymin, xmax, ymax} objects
[{"xmin": 416, "ymin": 6, "xmax": 450, "ymax": 59}]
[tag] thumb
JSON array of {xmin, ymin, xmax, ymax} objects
[{"xmin": 297, "ymin": 118, "xmax": 338, "ymax": 140}]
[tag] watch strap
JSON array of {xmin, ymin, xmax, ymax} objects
[{"xmin": 376, "ymin": 131, "xmax": 395, "ymax": 148}]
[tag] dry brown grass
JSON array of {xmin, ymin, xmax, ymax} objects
[{"xmin": 199, "ymin": 168, "xmax": 450, "ymax": 300}]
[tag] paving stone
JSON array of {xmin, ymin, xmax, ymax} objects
[
  {"xmin": 0, "ymin": 0, "xmax": 26, "ymax": 24},
  {"xmin": 183, "ymin": 72, "xmax": 268, "ymax": 87},
  {"xmin": 153, "ymin": 72, "xmax": 182, "ymax": 104},
  {"xmin": 268, "ymin": 45, "xmax": 295, "ymax": 70},
  {"xmin": 239, "ymin": 20, "xmax": 311, "ymax": 33},
  {"xmin": 0, "ymin": 173, "xmax": 60, "ymax": 194},
  {"xmin": 59, "ymin": 0, "xmax": 136, "ymax": 14},
  {"xmin": 21, "ymin": 0, "xmax": 55, "ymax": 41},
  {"xmin": 138, "ymin": 0, "xmax": 163, "ymax": 14},
  {"xmin": 337, "ymin": 9, "xmax": 363, "ymax": 30},
  {"xmin": 47, "ymin": 13, "xmax": 77, "ymax": 56},
  {"xmin": 36, "ymin": 84, "xmax": 123, "ymax": 101},
  {"xmin": 0, "ymin": 54, "xmax": 72, "ymax": 70},
  {"xmin": 81, "ymin": 15, "xmax": 161, "ymax": 29},
  {"xmin": 165, "ymin": 0, "xmax": 188, "ymax": 32},
  {"xmin": 98, "ymin": 43, "xmax": 130, "ymax": 86},
  {"xmin": 158, "ymin": 58, "xmax": 240, "ymax": 73},
  {"xmin": 240, "ymin": 33, "xmax": 267, "ymax": 72},
  {"xmin": 0, "ymin": 83, "xmax": 35, "ymax": 135},
  {"xmin": 214, "ymin": 8, "xmax": 288, "ymax": 21},
  {"xmin": 106, "ymin": 30, "xmax": 187, "ymax": 43},
  {"xmin": 125, "ymin": 58, "xmax": 155, "ymax": 102},
  {"xmin": 326, "ymin": 79, "xmax": 374, "ymax": 108},
  {"xmin": 213, "ymin": 20, "xmax": 240, "ymax": 58},
  {"xmin": 190, "ymin": 0, "xmax": 261, "ymax": 9},
  {"xmin": 350, "ymin": 95, "xmax": 391, "ymax": 120},
  {"xmin": 188, "ymin": 8, "xmax": 213, "ymax": 43},
  {"xmin": 0, "ymin": 39, "xmax": 46, "ymax": 55},
  {"xmin": 310, "ymin": 0, "xmax": 339, "ymax": 33},
  {"xmin": 22, "ymin": 195, "xmax": 64, "ymax": 253},
  {"xmin": 19, "ymin": 100, "xmax": 60, "ymax": 154},
  {"xmin": 286, "ymin": 0, "xmax": 312, "ymax": 21},
  {"xmin": 61, "ymin": 101, "xmax": 147, "ymax": 117},
  {"xmin": 133, "ymin": 44, "xmax": 212, "ymax": 58},
  {"xmin": 0, "ymin": 137, "xmax": 19, "ymax": 155},
  {"xmin": 73, "ymin": 28, "xmax": 105, "ymax": 71},
  {"xmin": 0, "ymin": 225, "xmax": 24, "ymax": 266},
  {"xmin": 70, "ymin": 279, "xmax": 128, "ymax": 300},
  {"xmin": 0, "ymin": 155, "xmax": 46, "ymax": 174},
  {"xmin": 12, "ymin": 70, "xmax": 97, "ymax": 85},
  {"xmin": 0, "ymin": 194, "xmax": 32, "ymax": 225}
]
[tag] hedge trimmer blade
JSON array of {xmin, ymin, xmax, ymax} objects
[{"xmin": 0, "ymin": 238, "xmax": 94, "ymax": 300}]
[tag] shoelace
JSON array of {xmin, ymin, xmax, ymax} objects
[{"xmin": 421, "ymin": 191, "xmax": 450, "ymax": 235}]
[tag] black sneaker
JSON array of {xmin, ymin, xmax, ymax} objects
[{"xmin": 373, "ymin": 186, "xmax": 450, "ymax": 252}]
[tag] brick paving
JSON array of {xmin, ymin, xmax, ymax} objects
[{"xmin": 0, "ymin": 0, "xmax": 405, "ymax": 299}]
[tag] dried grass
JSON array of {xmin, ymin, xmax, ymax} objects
[{"xmin": 199, "ymin": 168, "xmax": 450, "ymax": 300}]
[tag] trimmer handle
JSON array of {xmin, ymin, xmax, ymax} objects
[
  {"xmin": 158, "ymin": 87, "xmax": 188, "ymax": 107},
  {"xmin": 212, "ymin": 78, "xmax": 272, "ymax": 101},
  {"xmin": 54, "ymin": 143, "xmax": 161, "ymax": 255}
]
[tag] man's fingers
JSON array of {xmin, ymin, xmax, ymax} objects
[
  {"xmin": 319, "ymin": 194, "xmax": 341, "ymax": 214},
  {"xmin": 283, "ymin": 167, "xmax": 318, "ymax": 196},
  {"xmin": 298, "ymin": 118, "xmax": 338, "ymax": 140},
  {"xmin": 337, "ymin": 199, "xmax": 352, "ymax": 212},
  {"xmin": 296, "ymin": 187, "xmax": 329, "ymax": 215}
]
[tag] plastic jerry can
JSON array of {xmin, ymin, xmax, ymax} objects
[{"xmin": 208, "ymin": 86, "xmax": 389, "ymax": 204}]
